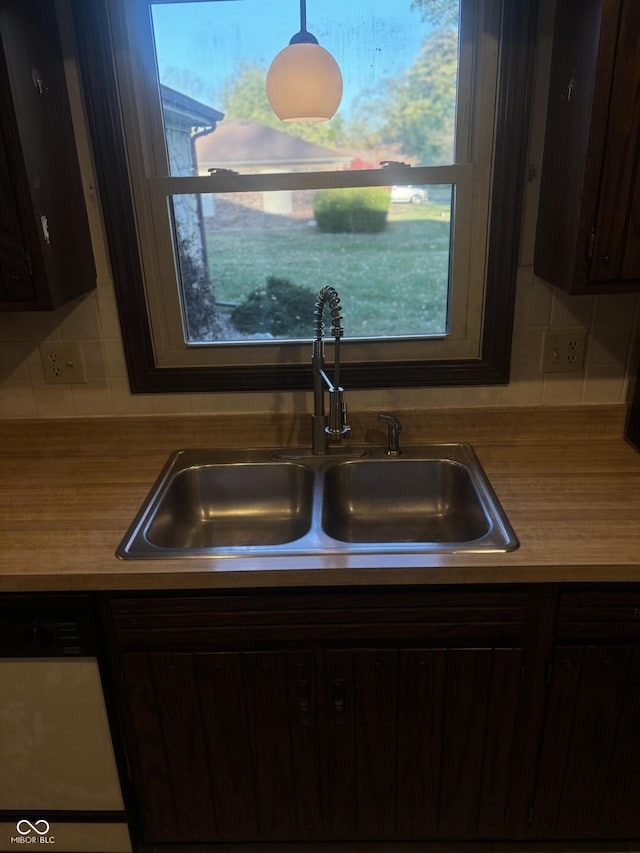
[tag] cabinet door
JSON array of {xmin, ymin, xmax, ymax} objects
[
  {"xmin": 0, "ymin": 0, "xmax": 95, "ymax": 309},
  {"xmin": 396, "ymin": 647, "xmax": 523, "ymax": 839},
  {"xmin": 318, "ymin": 645, "xmax": 525, "ymax": 840},
  {"xmin": 534, "ymin": 0, "xmax": 640, "ymax": 292},
  {"xmin": 590, "ymin": 0, "xmax": 640, "ymax": 283},
  {"xmin": 121, "ymin": 652, "xmax": 214, "ymax": 842},
  {"xmin": 319, "ymin": 646, "xmax": 524, "ymax": 841},
  {"xmin": 0, "ymin": 126, "xmax": 35, "ymax": 302},
  {"xmin": 122, "ymin": 650, "xmax": 322, "ymax": 843},
  {"xmin": 531, "ymin": 644, "xmax": 640, "ymax": 837}
]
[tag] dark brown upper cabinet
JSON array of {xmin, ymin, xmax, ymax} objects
[
  {"xmin": 0, "ymin": 0, "xmax": 95, "ymax": 310},
  {"xmin": 534, "ymin": 0, "xmax": 640, "ymax": 294}
]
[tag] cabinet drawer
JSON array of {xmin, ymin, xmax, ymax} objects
[
  {"xmin": 109, "ymin": 589, "xmax": 528, "ymax": 650},
  {"xmin": 558, "ymin": 588, "xmax": 640, "ymax": 640}
]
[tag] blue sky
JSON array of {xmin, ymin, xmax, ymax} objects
[{"xmin": 150, "ymin": 0, "xmax": 432, "ymax": 115}]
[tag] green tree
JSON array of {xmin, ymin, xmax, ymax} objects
[
  {"xmin": 220, "ymin": 60, "xmax": 347, "ymax": 148},
  {"xmin": 370, "ymin": 26, "xmax": 458, "ymax": 165},
  {"xmin": 411, "ymin": 0, "xmax": 459, "ymax": 28}
]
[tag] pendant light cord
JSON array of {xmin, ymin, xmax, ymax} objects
[{"xmin": 289, "ymin": 0, "xmax": 318, "ymax": 45}]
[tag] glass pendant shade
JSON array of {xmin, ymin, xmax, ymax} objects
[
  {"xmin": 267, "ymin": 43, "xmax": 343, "ymax": 121},
  {"xmin": 266, "ymin": 0, "xmax": 343, "ymax": 122}
]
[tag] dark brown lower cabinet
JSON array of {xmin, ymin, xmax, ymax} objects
[
  {"xmin": 109, "ymin": 589, "xmax": 529, "ymax": 844},
  {"xmin": 529, "ymin": 586, "xmax": 640, "ymax": 839},
  {"xmin": 531, "ymin": 644, "xmax": 640, "ymax": 838},
  {"xmin": 120, "ymin": 645, "xmax": 523, "ymax": 843},
  {"xmin": 107, "ymin": 586, "xmax": 640, "ymax": 845}
]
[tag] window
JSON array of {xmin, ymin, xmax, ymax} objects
[{"xmin": 72, "ymin": 0, "xmax": 537, "ymax": 393}]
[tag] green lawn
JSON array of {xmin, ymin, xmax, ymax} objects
[{"xmin": 205, "ymin": 202, "xmax": 451, "ymax": 338}]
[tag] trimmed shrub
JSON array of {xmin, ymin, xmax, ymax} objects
[
  {"xmin": 313, "ymin": 187, "xmax": 390, "ymax": 233},
  {"xmin": 231, "ymin": 276, "xmax": 315, "ymax": 338}
]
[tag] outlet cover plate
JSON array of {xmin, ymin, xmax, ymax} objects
[
  {"xmin": 40, "ymin": 342, "xmax": 87, "ymax": 384},
  {"xmin": 541, "ymin": 329, "xmax": 587, "ymax": 373}
]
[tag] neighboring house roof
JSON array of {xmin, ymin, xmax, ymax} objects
[
  {"xmin": 160, "ymin": 84, "xmax": 224, "ymax": 133},
  {"xmin": 195, "ymin": 118, "xmax": 352, "ymax": 172}
]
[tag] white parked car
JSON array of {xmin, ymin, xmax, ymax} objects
[{"xmin": 390, "ymin": 185, "xmax": 429, "ymax": 205}]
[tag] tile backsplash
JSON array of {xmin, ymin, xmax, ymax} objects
[
  {"xmin": 0, "ymin": 0, "xmax": 639, "ymax": 420},
  {"xmin": 1, "ymin": 269, "xmax": 637, "ymax": 419}
]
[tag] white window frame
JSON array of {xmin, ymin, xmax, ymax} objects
[{"xmin": 108, "ymin": 0, "xmax": 500, "ymax": 370}]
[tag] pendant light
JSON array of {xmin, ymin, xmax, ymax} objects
[{"xmin": 266, "ymin": 0, "xmax": 343, "ymax": 122}]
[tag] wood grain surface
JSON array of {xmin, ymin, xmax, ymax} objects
[{"xmin": 0, "ymin": 405, "xmax": 639, "ymax": 591}]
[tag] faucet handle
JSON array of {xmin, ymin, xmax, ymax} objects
[{"xmin": 378, "ymin": 411, "xmax": 402, "ymax": 456}]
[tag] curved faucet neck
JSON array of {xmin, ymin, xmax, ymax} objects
[{"xmin": 314, "ymin": 285, "xmax": 344, "ymax": 343}]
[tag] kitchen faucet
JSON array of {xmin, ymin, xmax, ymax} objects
[{"xmin": 311, "ymin": 285, "xmax": 350, "ymax": 454}]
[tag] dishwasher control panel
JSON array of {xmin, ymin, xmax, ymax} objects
[{"xmin": 0, "ymin": 594, "xmax": 96, "ymax": 656}]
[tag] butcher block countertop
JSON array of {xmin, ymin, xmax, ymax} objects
[{"xmin": 1, "ymin": 405, "xmax": 639, "ymax": 592}]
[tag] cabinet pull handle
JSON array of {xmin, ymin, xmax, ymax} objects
[
  {"xmin": 332, "ymin": 678, "xmax": 345, "ymax": 725},
  {"xmin": 297, "ymin": 677, "xmax": 311, "ymax": 727}
]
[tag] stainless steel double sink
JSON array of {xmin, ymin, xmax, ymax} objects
[{"xmin": 117, "ymin": 444, "xmax": 518, "ymax": 559}]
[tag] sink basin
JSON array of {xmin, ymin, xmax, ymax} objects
[
  {"xmin": 322, "ymin": 459, "xmax": 490, "ymax": 543},
  {"xmin": 117, "ymin": 444, "xmax": 518, "ymax": 559},
  {"xmin": 118, "ymin": 452, "xmax": 314, "ymax": 557}
]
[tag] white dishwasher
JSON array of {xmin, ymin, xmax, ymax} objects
[{"xmin": 0, "ymin": 595, "xmax": 131, "ymax": 852}]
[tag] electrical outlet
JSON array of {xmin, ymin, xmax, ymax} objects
[
  {"xmin": 40, "ymin": 342, "xmax": 87, "ymax": 384},
  {"xmin": 541, "ymin": 329, "xmax": 587, "ymax": 373}
]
